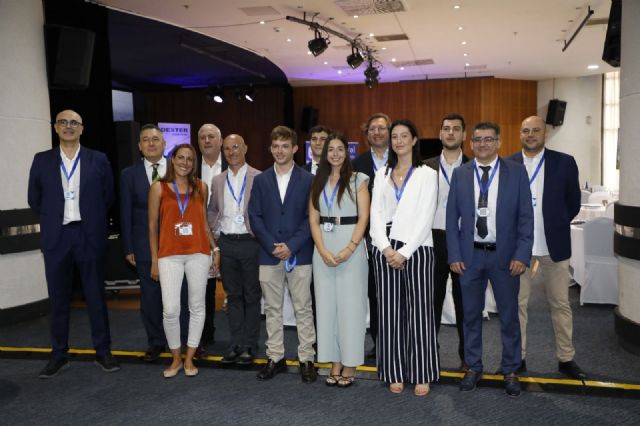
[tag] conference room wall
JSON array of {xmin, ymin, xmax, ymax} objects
[{"xmin": 292, "ymin": 77, "xmax": 537, "ymax": 158}]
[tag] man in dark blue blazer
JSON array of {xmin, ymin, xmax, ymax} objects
[
  {"xmin": 249, "ymin": 125, "xmax": 317, "ymax": 383},
  {"xmin": 120, "ymin": 124, "xmax": 168, "ymax": 362},
  {"xmin": 510, "ymin": 115, "xmax": 586, "ymax": 380},
  {"xmin": 303, "ymin": 124, "xmax": 331, "ymax": 175},
  {"xmin": 446, "ymin": 122, "xmax": 533, "ymax": 397},
  {"xmin": 28, "ymin": 110, "xmax": 119, "ymax": 378}
]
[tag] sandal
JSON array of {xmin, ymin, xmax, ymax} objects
[
  {"xmin": 389, "ymin": 383, "xmax": 404, "ymax": 394},
  {"xmin": 337, "ymin": 375, "xmax": 355, "ymax": 388},
  {"xmin": 414, "ymin": 383, "xmax": 430, "ymax": 396},
  {"xmin": 325, "ymin": 375, "xmax": 342, "ymax": 386}
]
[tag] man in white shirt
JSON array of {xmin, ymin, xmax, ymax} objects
[
  {"xmin": 303, "ymin": 125, "xmax": 332, "ymax": 175},
  {"xmin": 207, "ymin": 134, "xmax": 262, "ymax": 365}
]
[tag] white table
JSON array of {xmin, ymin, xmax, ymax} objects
[
  {"xmin": 574, "ymin": 205, "xmax": 606, "ymax": 222},
  {"xmin": 570, "ymin": 206, "xmax": 607, "ymax": 285},
  {"xmin": 442, "ymin": 278, "xmax": 497, "ymax": 324}
]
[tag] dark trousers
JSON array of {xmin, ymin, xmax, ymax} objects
[
  {"xmin": 460, "ymin": 248, "xmax": 522, "ymax": 375},
  {"xmin": 432, "ymin": 229, "xmax": 464, "ymax": 361},
  {"xmin": 201, "ymin": 277, "xmax": 216, "ymax": 344},
  {"xmin": 136, "ymin": 261, "xmax": 165, "ymax": 347},
  {"xmin": 218, "ymin": 234, "xmax": 261, "ymax": 350},
  {"xmin": 43, "ymin": 222, "xmax": 111, "ymax": 360}
]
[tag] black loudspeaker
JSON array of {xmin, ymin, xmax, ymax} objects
[
  {"xmin": 546, "ymin": 99, "xmax": 567, "ymax": 127},
  {"xmin": 602, "ymin": 0, "xmax": 621, "ymax": 67},
  {"xmin": 301, "ymin": 106, "xmax": 319, "ymax": 132},
  {"xmin": 45, "ymin": 26, "xmax": 95, "ymax": 89}
]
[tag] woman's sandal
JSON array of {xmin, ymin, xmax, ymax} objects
[
  {"xmin": 414, "ymin": 383, "xmax": 430, "ymax": 397},
  {"xmin": 325, "ymin": 374, "xmax": 342, "ymax": 386},
  {"xmin": 389, "ymin": 383, "xmax": 404, "ymax": 394},
  {"xmin": 336, "ymin": 375, "xmax": 355, "ymax": 388}
]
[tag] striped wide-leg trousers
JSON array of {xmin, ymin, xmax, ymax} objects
[{"xmin": 372, "ymin": 238, "xmax": 439, "ymax": 384}]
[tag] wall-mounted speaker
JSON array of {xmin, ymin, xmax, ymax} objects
[
  {"xmin": 602, "ymin": 0, "xmax": 621, "ymax": 68},
  {"xmin": 546, "ymin": 99, "xmax": 567, "ymax": 127},
  {"xmin": 301, "ymin": 106, "xmax": 319, "ymax": 132},
  {"xmin": 45, "ymin": 25, "xmax": 96, "ymax": 89}
]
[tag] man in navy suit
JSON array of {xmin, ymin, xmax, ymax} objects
[
  {"xmin": 510, "ymin": 115, "xmax": 586, "ymax": 380},
  {"xmin": 28, "ymin": 109, "xmax": 119, "ymax": 378},
  {"xmin": 249, "ymin": 125, "xmax": 317, "ymax": 383},
  {"xmin": 119, "ymin": 123, "xmax": 167, "ymax": 362},
  {"xmin": 446, "ymin": 122, "xmax": 533, "ymax": 397},
  {"xmin": 303, "ymin": 125, "xmax": 331, "ymax": 175}
]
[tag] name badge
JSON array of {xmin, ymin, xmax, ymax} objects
[
  {"xmin": 477, "ymin": 207, "xmax": 490, "ymax": 218},
  {"xmin": 64, "ymin": 190, "xmax": 76, "ymax": 200},
  {"xmin": 323, "ymin": 222, "xmax": 334, "ymax": 232},
  {"xmin": 234, "ymin": 214, "xmax": 245, "ymax": 224},
  {"xmin": 175, "ymin": 222, "xmax": 193, "ymax": 236}
]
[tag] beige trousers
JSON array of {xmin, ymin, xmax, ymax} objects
[
  {"xmin": 259, "ymin": 262, "xmax": 316, "ymax": 363},
  {"xmin": 518, "ymin": 256, "xmax": 575, "ymax": 362}
]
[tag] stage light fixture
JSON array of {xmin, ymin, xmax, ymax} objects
[
  {"xmin": 364, "ymin": 61, "xmax": 379, "ymax": 89},
  {"xmin": 346, "ymin": 45, "xmax": 364, "ymax": 69},
  {"xmin": 308, "ymin": 29, "xmax": 328, "ymax": 57},
  {"xmin": 244, "ymin": 86, "xmax": 255, "ymax": 102},
  {"xmin": 206, "ymin": 86, "xmax": 224, "ymax": 103}
]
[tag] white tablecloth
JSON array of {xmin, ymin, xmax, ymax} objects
[
  {"xmin": 442, "ymin": 278, "xmax": 497, "ymax": 324},
  {"xmin": 574, "ymin": 205, "xmax": 606, "ymax": 222},
  {"xmin": 570, "ymin": 225, "xmax": 585, "ymax": 285}
]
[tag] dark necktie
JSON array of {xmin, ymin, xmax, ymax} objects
[
  {"xmin": 151, "ymin": 163, "xmax": 159, "ymax": 182},
  {"xmin": 476, "ymin": 165, "xmax": 490, "ymax": 239}
]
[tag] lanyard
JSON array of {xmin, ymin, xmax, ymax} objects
[
  {"xmin": 322, "ymin": 180, "xmax": 340, "ymax": 212},
  {"xmin": 392, "ymin": 165, "xmax": 414, "ymax": 202},
  {"xmin": 226, "ymin": 173, "xmax": 247, "ymax": 210},
  {"xmin": 60, "ymin": 153, "xmax": 81, "ymax": 182},
  {"xmin": 172, "ymin": 181, "xmax": 189, "ymax": 220},
  {"xmin": 473, "ymin": 160, "xmax": 500, "ymax": 198},
  {"xmin": 439, "ymin": 160, "xmax": 451, "ymax": 186},
  {"xmin": 285, "ymin": 255, "xmax": 297, "ymax": 272},
  {"xmin": 528, "ymin": 155, "xmax": 545, "ymax": 186}
]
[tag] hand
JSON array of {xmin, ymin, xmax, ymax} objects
[
  {"xmin": 334, "ymin": 247, "xmax": 353, "ymax": 264},
  {"xmin": 509, "ymin": 259, "xmax": 527, "ymax": 276},
  {"xmin": 450, "ymin": 261, "xmax": 466, "ymax": 275},
  {"xmin": 388, "ymin": 251, "xmax": 406, "ymax": 270},
  {"xmin": 212, "ymin": 251, "xmax": 221, "ymax": 274},
  {"xmin": 272, "ymin": 243, "xmax": 292, "ymax": 260},
  {"xmin": 320, "ymin": 249, "xmax": 338, "ymax": 267},
  {"xmin": 150, "ymin": 261, "xmax": 159, "ymax": 282},
  {"xmin": 125, "ymin": 253, "xmax": 136, "ymax": 266}
]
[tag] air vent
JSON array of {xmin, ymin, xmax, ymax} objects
[
  {"xmin": 239, "ymin": 6, "xmax": 280, "ymax": 16},
  {"xmin": 586, "ymin": 17, "xmax": 608, "ymax": 26},
  {"xmin": 391, "ymin": 59, "xmax": 434, "ymax": 67},
  {"xmin": 375, "ymin": 34, "xmax": 409, "ymax": 42},
  {"xmin": 332, "ymin": 66, "xmax": 352, "ymax": 71},
  {"xmin": 335, "ymin": 0, "xmax": 406, "ymax": 16}
]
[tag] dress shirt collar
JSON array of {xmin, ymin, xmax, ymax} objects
[
  {"xmin": 143, "ymin": 156, "xmax": 166, "ymax": 169},
  {"xmin": 522, "ymin": 147, "xmax": 545, "ymax": 165}
]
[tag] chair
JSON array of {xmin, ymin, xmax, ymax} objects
[
  {"xmin": 588, "ymin": 191, "xmax": 613, "ymax": 205},
  {"xmin": 580, "ymin": 217, "xmax": 618, "ymax": 305},
  {"xmin": 580, "ymin": 190, "xmax": 591, "ymax": 204},
  {"xmin": 605, "ymin": 202, "xmax": 614, "ymax": 219}
]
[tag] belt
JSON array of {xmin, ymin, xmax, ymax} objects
[
  {"xmin": 62, "ymin": 221, "xmax": 81, "ymax": 227},
  {"xmin": 319, "ymin": 216, "xmax": 358, "ymax": 225},
  {"xmin": 474, "ymin": 242, "xmax": 496, "ymax": 251},
  {"xmin": 220, "ymin": 232, "xmax": 252, "ymax": 240}
]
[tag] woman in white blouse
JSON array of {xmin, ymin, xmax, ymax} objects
[{"xmin": 369, "ymin": 119, "xmax": 439, "ymax": 396}]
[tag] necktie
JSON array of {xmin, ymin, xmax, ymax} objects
[
  {"xmin": 476, "ymin": 165, "xmax": 490, "ymax": 238},
  {"xmin": 151, "ymin": 163, "xmax": 159, "ymax": 182}
]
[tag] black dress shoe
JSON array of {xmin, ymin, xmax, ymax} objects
[
  {"xmin": 300, "ymin": 361, "xmax": 317, "ymax": 383},
  {"xmin": 460, "ymin": 370, "xmax": 482, "ymax": 392},
  {"xmin": 504, "ymin": 373, "xmax": 521, "ymax": 397},
  {"xmin": 236, "ymin": 348, "xmax": 254, "ymax": 366},
  {"xmin": 559, "ymin": 360, "xmax": 587, "ymax": 380},
  {"xmin": 257, "ymin": 358, "xmax": 287, "ymax": 380},
  {"xmin": 95, "ymin": 353, "xmax": 120, "ymax": 372},
  {"xmin": 193, "ymin": 346, "xmax": 206, "ymax": 360},
  {"xmin": 221, "ymin": 347, "xmax": 241, "ymax": 364},
  {"xmin": 39, "ymin": 358, "xmax": 69, "ymax": 379},
  {"xmin": 143, "ymin": 346, "xmax": 164, "ymax": 363}
]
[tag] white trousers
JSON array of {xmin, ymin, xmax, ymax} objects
[{"xmin": 158, "ymin": 253, "xmax": 210, "ymax": 349}]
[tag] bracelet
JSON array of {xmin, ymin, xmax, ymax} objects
[
  {"xmin": 350, "ymin": 239, "xmax": 359, "ymax": 246},
  {"xmin": 213, "ymin": 247, "xmax": 220, "ymax": 252}
]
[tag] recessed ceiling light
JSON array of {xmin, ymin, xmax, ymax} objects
[
  {"xmin": 307, "ymin": 51, "xmax": 312, "ymax": 55},
  {"xmin": 324, "ymin": 61, "xmax": 328, "ymax": 65},
  {"xmin": 391, "ymin": 58, "xmax": 396, "ymax": 62},
  {"xmin": 465, "ymin": 62, "xmax": 470, "ymax": 67},
  {"xmin": 461, "ymin": 41, "xmax": 467, "ymax": 45},
  {"xmin": 458, "ymin": 26, "xmax": 463, "ymax": 30},
  {"xmin": 338, "ymin": 70, "xmax": 343, "ymax": 74},
  {"xmin": 587, "ymin": 64, "xmax": 600, "ymax": 70},
  {"xmin": 259, "ymin": 21, "xmax": 265, "ymax": 25},
  {"xmin": 286, "ymin": 38, "xmax": 292, "ymax": 42},
  {"xmin": 353, "ymin": 15, "xmax": 359, "ymax": 19},
  {"xmin": 381, "ymin": 47, "xmax": 387, "ymax": 50},
  {"xmin": 453, "ymin": 5, "xmax": 460, "ymax": 9},
  {"xmin": 400, "ymin": 66, "xmax": 405, "ymax": 70},
  {"xmin": 369, "ymin": 32, "xmax": 374, "ymax": 37},
  {"xmin": 463, "ymin": 53, "xmax": 468, "ymax": 57}
]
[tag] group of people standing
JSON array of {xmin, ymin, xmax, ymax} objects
[{"xmin": 29, "ymin": 108, "xmax": 587, "ymax": 399}]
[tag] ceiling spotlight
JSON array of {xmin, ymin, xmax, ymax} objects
[
  {"xmin": 206, "ymin": 86, "xmax": 224, "ymax": 103},
  {"xmin": 244, "ymin": 86, "xmax": 255, "ymax": 102},
  {"xmin": 346, "ymin": 45, "xmax": 364, "ymax": 69},
  {"xmin": 308, "ymin": 29, "xmax": 329, "ymax": 56},
  {"xmin": 364, "ymin": 60, "xmax": 379, "ymax": 89}
]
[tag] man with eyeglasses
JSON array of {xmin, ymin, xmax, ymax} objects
[
  {"xmin": 304, "ymin": 125, "xmax": 332, "ymax": 175},
  {"xmin": 509, "ymin": 115, "xmax": 585, "ymax": 380},
  {"xmin": 207, "ymin": 134, "xmax": 262, "ymax": 366},
  {"xmin": 353, "ymin": 112, "xmax": 391, "ymax": 359},
  {"xmin": 28, "ymin": 109, "xmax": 119, "ymax": 378},
  {"xmin": 424, "ymin": 113, "xmax": 469, "ymax": 370},
  {"xmin": 446, "ymin": 122, "xmax": 533, "ymax": 397}
]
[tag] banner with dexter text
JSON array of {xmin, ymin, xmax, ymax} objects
[{"xmin": 158, "ymin": 123, "xmax": 191, "ymax": 157}]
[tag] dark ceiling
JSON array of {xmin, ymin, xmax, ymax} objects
[{"xmin": 108, "ymin": 10, "xmax": 288, "ymax": 90}]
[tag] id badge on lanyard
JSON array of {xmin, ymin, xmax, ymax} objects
[{"xmin": 173, "ymin": 181, "xmax": 192, "ymax": 237}]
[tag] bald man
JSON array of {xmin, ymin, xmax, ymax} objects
[
  {"xmin": 208, "ymin": 134, "xmax": 262, "ymax": 364},
  {"xmin": 28, "ymin": 109, "xmax": 119, "ymax": 378},
  {"xmin": 509, "ymin": 115, "xmax": 586, "ymax": 380}
]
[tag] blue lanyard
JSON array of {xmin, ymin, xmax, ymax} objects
[
  {"xmin": 285, "ymin": 255, "xmax": 297, "ymax": 272},
  {"xmin": 372, "ymin": 158, "xmax": 378, "ymax": 172},
  {"xmin": 528, "ymin": 155, "xmax": 545, "ymax": 186},
  {"xmin": 60, "ymin": 153, "xmax": 81, "ymax": 182},
  {"xmin": 322, "ymin": 180, "xmax": 340, "ymax": 212},
  {"xmin": 392, "ymin": 165, "xmax": 414, "ymax": 202},
  {"xmin": 473, "ymin": 160, "xmax": 499, "ymax": 198},
  {"xmin": 439, "ymin": 160, "xmax": 451, "ymax": 186},
  {"xmin": 226, "ymin": 173, "xmax": 247, "ymax": 210},
  {"xmin": 172, "ymin": 181, "xmax": 189, "ymax": 220}
]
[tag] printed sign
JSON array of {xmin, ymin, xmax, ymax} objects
[{"xmin": 158, "ymin": 123, "xmax": 191, "ymax": 157}]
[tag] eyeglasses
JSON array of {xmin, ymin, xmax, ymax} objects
[
  {"xmin": 521, "ymin": 128, "xmax": 542, "ymax": 135},
  {"xmin": 368, "ymin": 126, "xmax": 388, "ymax": 134},
  {"xmin": 56, "ymin": 119, "xmax": 82, "ymax": 128},
  {"xmin": 471, "ymin": 136, "xmax": 499, "ymax": 144}
]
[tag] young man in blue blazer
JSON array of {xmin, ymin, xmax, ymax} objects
[
  {"xmin": 446, "ymin": 122, "xmax": 533, "ymax": 397},
  {"xmin": 510, "ymin": 115, "xmax": 586, "ymax": 380},
  {"xmin": 249, "ymin": 125, "xmax": 317, "ymax": 383}
]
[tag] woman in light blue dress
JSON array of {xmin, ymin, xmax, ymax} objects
[{"xmin": 309, "ymin": 133, "xmax": 370, "ymax": 387}]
